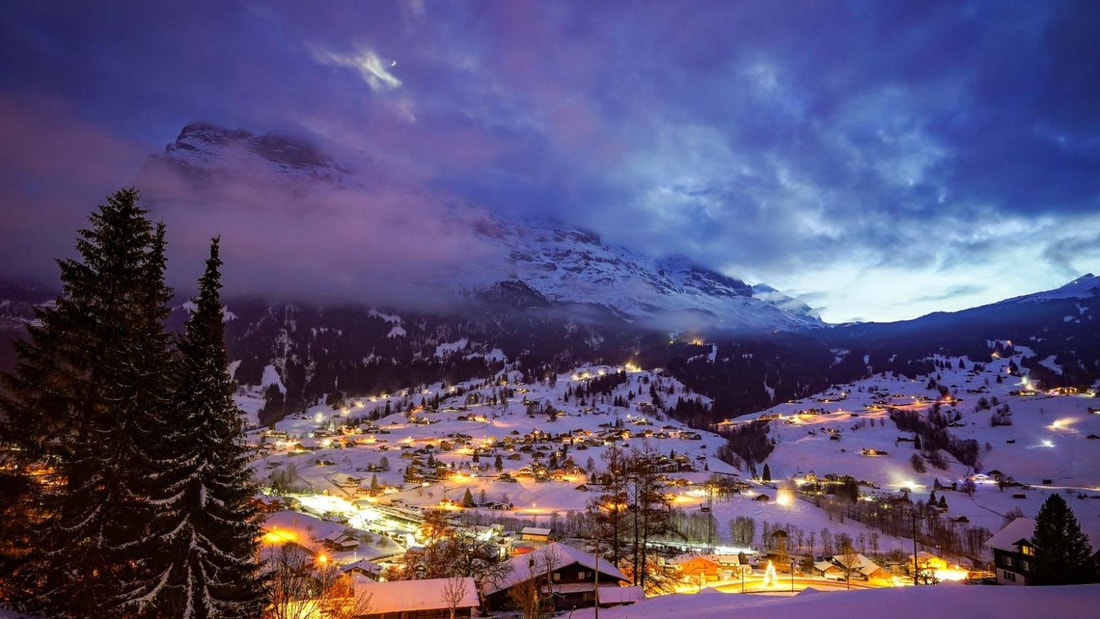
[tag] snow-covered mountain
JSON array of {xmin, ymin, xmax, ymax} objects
[
  {"xmin": 997, "ymin": 272, "xmax": 1099, "ymax": 305},
  {"xmin": 451, "ymin": 209, "xmax": 822, "ymax": 331},
  {"xmin": 137, "ymin": 123, "xmax": 822, "ymax": 332}
]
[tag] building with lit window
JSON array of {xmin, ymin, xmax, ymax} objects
[{"xmin": 987, "ymin": 517, "xmax": 1037, "ymax": 585}]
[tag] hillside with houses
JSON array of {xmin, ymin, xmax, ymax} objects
[{"xmin": 241, "ymin": 338, "xmax": 1100, "ymax": 616}]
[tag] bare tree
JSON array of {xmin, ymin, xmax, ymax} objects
[
  {"xmin": 834, "ymin": 536, "xmax": 861, "ymax": 591},
  {"xmin": 264, "ymin": 544, "xmax": 372, "ymax": 619},
  {"xmin": 399, "ymin": 526, "xmax": 511, "ymax": 606},
  {"xmin": 507, "ymin": 550, "xmax": 559, "ymax": 619},
  {"xmin": 507, "ymin": 575, "xmax": 542, "ymax": 619},
  {"xmin": 441, "ymin": 576, "xmax": 469, "ymax": 619}
]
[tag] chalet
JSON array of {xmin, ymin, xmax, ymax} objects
[
  {"xmin": 483, "ymin": 542, "xmax": 640, "ymax": 612},
  {"xmin": 908, "ymin": 551, "xmax": 949, "ymax": 582},
  {"xmin": 668, "ymin": 553, "xmax": 745, "ymax": 585},
  {"xmin": 351, "ymin": 576, "xmax": 478, "ymax": 619},
  {"xmin": 987, "ymin": 517, "xmax": 1037, "ymax": 585},
  {"xmin": 669, "ymin": 553, "xmax": 721, "ymax": 585},
  {"xmin": 340, "ymin": 558, "xmax": 383, "ymax": 581},
  {"xmin": 815, "ymin": 553, "xmax": 889, "ymax": 584},
  {"xmin": 520, "ymin": 526, "xmax": 552, "ymax": 543},
  {"xmin": 322, "ymin": 531, "xmax": 361, "ymax": 552},
  {"xmin": 813, "ymin": 560, "xmax": 845, "ymax": 581}
]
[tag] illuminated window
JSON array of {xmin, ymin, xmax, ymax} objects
[{"xmin": 1021, "ymin": 546, "xmax": 1034, "ymax": 556}]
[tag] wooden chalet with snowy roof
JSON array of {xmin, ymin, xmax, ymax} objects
[
  {"xmin": 987, "ymin": 517, "xmax": 1038, "ymax": 585},
  {"xmin": 323, "ymin": 530, "xmax": 362, "ymax": 552},
  {"xmin": 667, "ymin": 552, "xmax": 746, "ymax": 585},
  {"xmin": 814, "ymin": 553, "xmax": 889, "ymax": 584},
  {"xmin": 520, "ymin": 526, "xmax": 552, "ymax": 543},
  {"xmin": 483, "ymin": 542, "xmax": 641, "ymax": 612},
  {"xmin": 351, "ymin": 575, "xmax": 478, "ymax": 619},
  {"xmin": 340, "ymin": 558, "xmax": 383, "ymax": 581}
]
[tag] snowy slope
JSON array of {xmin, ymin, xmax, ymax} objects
[
  {"xmin": 1000, "ymin": 273, "xmax": 1100, "ymax": 304},
  {"xmin": 243, "ymin": 345, "xmax": 1100, "ymax": 568},
  {"xmin": 740, "ymin": 346, "xmax": 1100, "ymax": 542},
  {"xmin": 449, "ymin": 208, "xmax": 822, "ymax": 330}
]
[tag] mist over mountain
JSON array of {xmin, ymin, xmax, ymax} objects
[
  {"xmin": 136, "ymin": 123, "xmax": 821, "ymax": 332},
  {"xmin": 3, "ymin": 124, "xmax": 1098, "ymax": 427}
]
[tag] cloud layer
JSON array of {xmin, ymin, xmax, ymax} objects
[{"xmin": 1, "ymin": 0, "xmax": 1098, "ymax": 322}]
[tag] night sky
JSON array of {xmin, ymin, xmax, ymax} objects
[{"xmin": 2, "ymin": 0, "xmax": 1098, "ymax": 323}]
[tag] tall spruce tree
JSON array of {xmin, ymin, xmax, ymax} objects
[
  {"xmin": 0, "ymin": 188, "xmax": 175, "ymax": 617},
  {"xmin": 154, "ymin": 238, "xmax": 268, "ymax": 617},
  {"xmin": 1031, "ymin": 493, "xmax": 1098, "ymax": 585}
]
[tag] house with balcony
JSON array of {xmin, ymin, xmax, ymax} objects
[{"xmin": 483, "ymin": 542, "xmax": 640, "ymax": 612}]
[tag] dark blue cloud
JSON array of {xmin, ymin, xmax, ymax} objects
[{"xmin": 1, "ymin": 0, "xmax": 1098, "ymax": 321}]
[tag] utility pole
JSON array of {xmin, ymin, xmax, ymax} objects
[
  {"xmin": 705, "ymin": 484, "xmax": 714, "ymax": 550},
  {"xmin": 594, "ymin": 537, "xmax": 600, "ymax": 619},
  {"xmin": 912, "ymin": 514, "xmax": 919, "ymax": 586}
]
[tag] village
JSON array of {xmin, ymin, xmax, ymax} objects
[{"xmin": 240, "ymin": 342, "xmax": 1100, "ymax": 617}]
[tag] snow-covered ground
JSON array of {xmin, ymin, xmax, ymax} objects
[
  {"xmin": 241, "ymin": 344, "xmax": 1100, "ymax": 567},
  {"xmin": 571, "ymin": 581, "xmax": 1100, "ymax": 619}
]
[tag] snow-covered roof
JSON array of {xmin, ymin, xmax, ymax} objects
[
  {"xmin": 352, "ymin": 576, "xmax": 478, "ymax": 613},
  {"xmin": 909, "ymin": 551, "xmax": 947, "ymax": 565},
  {"xmin": 987, "ymin": 517, "xmax": 1037, "ymax": 552},
  {"xmin": 340, "ymin": 558, "xmax": 382, "ymax": 575},
  {"xmin": 829, "ymin": 553, "xmax": 880, "ymax": 573},
  {"xmin": 521, "ymin": 526, "xmax": 552, "ymax": 536},
  {"xmin": 669, "ymin": 553, "xmax": 742, "ymax": 567},
  {"xmin": 485, "ymin": 542, "xmax": 628, "ymax": 595},
  {"xmin": 669, "ymin": 552, "xmax": 719, "ymax": 566}
]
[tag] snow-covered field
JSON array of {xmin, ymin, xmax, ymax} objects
[{"xmin": 571, "ymin": 581, "xmax": 1100, "ymax": 619}]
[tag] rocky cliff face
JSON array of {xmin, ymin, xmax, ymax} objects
[{"xmin": 138, "ymin": 122, "xmax": 353, "ymax": 197}]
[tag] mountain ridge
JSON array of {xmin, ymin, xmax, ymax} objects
[{"xmin": 136, "ymin": 122, "xmax": 822, "ymax": 333}]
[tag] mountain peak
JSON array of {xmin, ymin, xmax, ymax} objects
[{"xmin": 139, "ymin": 122, "xmax": 351, "ymax": 194}]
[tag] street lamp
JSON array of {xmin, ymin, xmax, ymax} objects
[{"xmin": 790, "ymin": 558, "xmax": 795, "ymax": 593}]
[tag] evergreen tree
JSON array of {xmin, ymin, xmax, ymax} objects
[
  {"xmin": 1031, "ymin": 494, "xmax": 1098, "ymax": 585},
  {"xmin": 0, "ymin": 189, "xmax": 175, "ymax": 617},
  {"xmin": 461, "ymin": 488, "xmax": 476, "ymax": 508},
  {"xmin": 153, "ymin": 239, "xmax": 268, "ymax": 617},
  {"xmin": 762, "ymin": 463, "xmax": 772, "ymax": 483}
]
